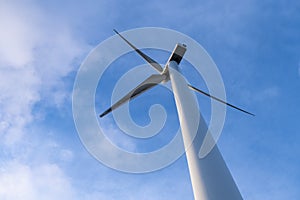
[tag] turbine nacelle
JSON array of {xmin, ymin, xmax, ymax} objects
[
  {"xmin": 161, "ymin": 43, "xmax": 187, "ymax": 83},
  {"xmin": 167, "ymin": 43, "xmax": 187, "ymax": 65}
]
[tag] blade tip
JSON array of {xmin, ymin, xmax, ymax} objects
[
  {"xmin": 246, "ymin": 112, "xmax": 255, "ymax": 117},
  {"xmin": 113, "ymin": 29, "xmax": 119, "ymax": 34}
]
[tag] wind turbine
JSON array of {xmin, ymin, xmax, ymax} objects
[{"xmin": 100, "ymin": 29, "xmax": 253, "ymax": 200}]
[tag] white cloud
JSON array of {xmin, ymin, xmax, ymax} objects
[
  {"xmin": 0, "ymin": 1, "xmax": 89, "ymax": 198},
  {"xmin": 59, "ymin": 149, "xmax": 74, "ymax": 162},
  {"xmin": 0, "ymin": 66, "xmax": 40, "ymax": 145},
  {"xmin": 240, "ymin": 86, "xmax": 280, "ymax": 105},
  {"xmin": 101, "ymin": 120, "xmax": 137, "ymax": 152},
  {"xmin": 0, "ymin": 1, "xmax": 40, "ymax": 67},
  {"xmin": 0, "ymin": 161, "xmax": 75, "ymax": 200},
  {"xmin": 258, "ymin": 86, "xmax": 279, "ymax": 100},
  {"xmin": 0, "ymin": 1, "xmax": 88, "ymax": 146}
]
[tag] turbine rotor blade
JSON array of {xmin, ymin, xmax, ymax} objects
[
  {"xmin": 100, "ymin": 74, "xmax": 166, "ymax": 118},
  {"xmin": 113, "ymin": 29, "xmax": 163, "ymax": 73},
  {"xmin": 188, "ymin": 84, "xmax": 255, "ymax": 116}
]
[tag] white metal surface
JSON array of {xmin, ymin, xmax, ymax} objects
[{"xmin": 168, "ymin": 61, "xmax": 243, "ymax": 200}]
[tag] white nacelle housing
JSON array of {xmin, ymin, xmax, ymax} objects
[{"xmin": 167, "ymin": 43, "xmax": 187, "ymax": 65}]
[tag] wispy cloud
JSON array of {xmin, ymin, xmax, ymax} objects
[
  {"xmin": 0, "ymin": 1, "xmax": 88, "ymax": 199},
  {"xmin": 0, "ymin": 161, "xmax": 76, "ymax": 200},
  {"xmin": 0, "ymin": 0, "xmax": 88, "ymax": 145},
  {"xmin": 255, "ymin": 86, "xmax": 280, "ymax": 102},
  {"xmin": 101, "ymin": 120, "xmax": 137, "ymax": 152}
]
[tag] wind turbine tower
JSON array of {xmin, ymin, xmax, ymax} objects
[{"xmin": 100, "ymin": 30, "xmax": 252, "ymax": 200}]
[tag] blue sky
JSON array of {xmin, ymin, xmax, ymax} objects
[{"xmin": 0, "ymin": 0, "xmax": 300, "ymax": 199}]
